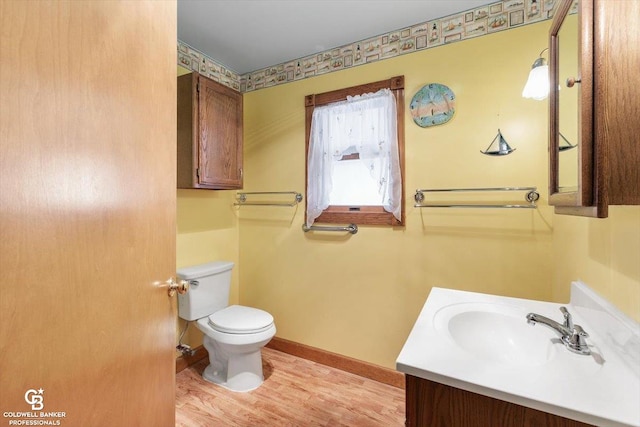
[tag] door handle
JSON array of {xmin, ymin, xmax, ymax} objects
[{"xmin": 167, "ymin": 277, "xmax": 189, "ymax": 297}]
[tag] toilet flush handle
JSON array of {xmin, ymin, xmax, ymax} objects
[{"xmin": 167, "ymin": 277, "xmax": 190, "ymax": 297}]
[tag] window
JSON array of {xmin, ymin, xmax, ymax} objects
[{"xmin": 304, "ymin": 76, "xmax": 405, "ymax": 227}]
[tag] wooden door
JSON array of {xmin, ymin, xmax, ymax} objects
[
  {"xmin": 0, "ymin": 2, "xmax": 177, "ymax": 426},
  {"xmin": 198, "ymin": 76, "xmax": 244, "ymax": 189}
]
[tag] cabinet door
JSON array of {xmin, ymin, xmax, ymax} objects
[
  {"xmin": 549, "ymin": 0, "xmax": 598, "ymax": 216},
  {"xmin": 549, "ymin": 0, "xmax": 640, "ymax": 217},
  {"xmin": 198, "ymin": 76, "xmax": 243, "ymax": 189}
]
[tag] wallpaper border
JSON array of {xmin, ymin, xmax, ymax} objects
[{"xmin": 177, "ymin": 0, "xmax": 562, "ymax": 93}]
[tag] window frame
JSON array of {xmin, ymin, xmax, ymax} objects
[{"xmin": 304, "ymin": 76, "xmax": 405, "ymax": 227}]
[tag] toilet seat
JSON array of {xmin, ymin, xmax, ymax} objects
[{"xmin": 208, "ymin": 305, "xmax": 274, "ymax": 334}]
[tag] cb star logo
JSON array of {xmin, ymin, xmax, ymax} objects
[{"xmin": 24, "ymin": 388, "xmax": 44, "ymax": 411}]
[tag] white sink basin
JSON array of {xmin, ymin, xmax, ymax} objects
[
  {"xmin": 396, "ymin": 283, "xmax": 640, "ymax": 427},
  {"xmin": 434, "ymin": 302, "xmax": 556, "ymax": 367}
]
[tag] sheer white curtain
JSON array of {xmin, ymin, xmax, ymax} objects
[{"xmin": 306, "ymin": 88, "xmax": 401, "ymax": 226}]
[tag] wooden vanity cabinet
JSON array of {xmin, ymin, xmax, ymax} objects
[
  {"xmin": 405, "ymin": 375, "xmax": 594, "ymax": 427},
  {"xmin": 549, "ymin": 0, "xmax": 639, "ymax": 217},
  {"xmin": 177, "ymin": 73, "xmax": 243, "ymax": 189}
]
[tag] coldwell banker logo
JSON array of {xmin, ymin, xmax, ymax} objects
[
  {"xmin": 2, "ymin": 388, "xmax": 66, "ymax": 425},
  {"xmin": 24, "ymin": 390, "xmax": 44, "ymax": 411}
]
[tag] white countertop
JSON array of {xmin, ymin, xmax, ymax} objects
[{"xmin": 396, "ymin": 282, "xmax": 640, "ymax": 427}]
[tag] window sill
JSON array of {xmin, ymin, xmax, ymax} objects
[{"xmin": 315, "ymin": 206, "xmax": 404, "ymax": 226}]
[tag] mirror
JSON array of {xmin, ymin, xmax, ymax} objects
[{"xmin": 556, "ymin": 5, "xmax": 579, "ymax": 192}]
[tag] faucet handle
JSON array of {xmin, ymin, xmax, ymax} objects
[
  {"xmin": 559, "ymin": 306, "xmax": 574, "ymax": 330},
  {"xmin": 573, "ymin": 324, "xmax": 589, "ymax": 338},
  {"xmin": 561, "ymin": 323, "xmax": 591, "ymax": 355}
]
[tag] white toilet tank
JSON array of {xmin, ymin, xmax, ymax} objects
[{"xmin": 176, "ymin": 261, "xmax": 234, "ymax": 321}]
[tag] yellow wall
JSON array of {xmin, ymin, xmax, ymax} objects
[
  {"xmin": 176, "ymin": 189, "xmax": 240, "ymax": 348},
  {"xmin": 239, "ymin": 21, "xmax": 556, "ymax": 368},
  {"xmin": 552, "ymin": 206, "xmax": 640, "ymax": 321},
  {"xmin": 176, "ymin": 22, "xmax": 640, "ymax": 367}
]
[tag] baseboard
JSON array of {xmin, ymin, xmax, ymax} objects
[
  {"xmin": 175, "ymin": 345, "xmax": 208, "ymax": 373},
  {"xmin": 175, "ymin": 338, "xmax": 405, "ymax": 390},
  {"xmin": 266, "ymin": 336, "xmax": 405, "ymax": 389}
]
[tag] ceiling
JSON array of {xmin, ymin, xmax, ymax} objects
[{"xmin": 178, "ymin": 0, "xmax": 493, "ymax": 75}]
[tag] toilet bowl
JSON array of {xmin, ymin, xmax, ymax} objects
[
  {"xmin": 177, "ymin": 261, "xmax": 276, "ymax": 392},
  {"xmin": 196, "ymin": 305, "xmax": 276, "ymax": 392}
]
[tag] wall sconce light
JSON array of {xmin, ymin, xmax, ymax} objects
[{"xmin": 522, "ymin": 48, "xmax": 549, "ymax": 100}]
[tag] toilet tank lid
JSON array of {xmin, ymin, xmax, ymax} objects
[{"xmin": 176, "ymin": 261, "xmax": 234, "ymax": 280}]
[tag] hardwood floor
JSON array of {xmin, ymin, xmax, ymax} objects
[{"xmin": 175, "ymin": 347, "xmax": 405, "ymax": 426}]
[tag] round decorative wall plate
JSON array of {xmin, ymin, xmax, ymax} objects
[{"xmin": 410, "ymin": 83, "xmax": 456, "ymax": 127}]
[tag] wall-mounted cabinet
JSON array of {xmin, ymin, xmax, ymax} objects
[
  {"xmin": 177, "ymin": 73, "xmax": 243, "ymax": 189},
  {"xmin": 549, "ymin": 0, "xmax": 639, "ymax": 217}
]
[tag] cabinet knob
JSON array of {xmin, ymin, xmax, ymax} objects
[{"xmin": 566, "ymin": 77, "xmax": 581, "ymax": 88}]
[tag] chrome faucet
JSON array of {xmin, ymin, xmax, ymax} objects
[{"xmin": 526, "ymin": 307, "xmax": 591, "ymax": 355}]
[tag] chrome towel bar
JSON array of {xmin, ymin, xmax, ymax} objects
[
  {"xmin": 235, "ymin": 191, "xmax": 303, "ymax": 207},
  {"xmin": 302, "ymin": 223, "xmax": 358, "ymax": 234},
  {"xmin": 414, "ymin": 187, "xmax": 540, "ymax": 209}
]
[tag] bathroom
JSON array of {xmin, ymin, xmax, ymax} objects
[
  {"xmin": 1, "ymin": 1, "xmax": 638, "ymax": 426},
  {"xmin": 175, "ymin": 0, "xmax": 639, "ymax": 424},
  {"xmin": 176, "ymin": 0, "xmax": 637, "ymax": 377}
]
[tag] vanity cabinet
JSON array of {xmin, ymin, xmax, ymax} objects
[
  {"xmin": 177, "ymin": 73, "xmax": 243, "ymax": 189},
  {"xmin": 549, "ymin": 0, "xmax": 639, "ymax": 217},
  {"xmin": 405, "ymin": 375, "xmax": 594, "ymax": 427}
]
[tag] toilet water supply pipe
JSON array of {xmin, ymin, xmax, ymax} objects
[{"xmin": 177, "ymin": 321, "xmax": 197, "ymax": 356}]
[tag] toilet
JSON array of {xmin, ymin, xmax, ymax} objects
[{"xmin": 177, "ymin": 261, "xmax": 276, "ymax": 392}]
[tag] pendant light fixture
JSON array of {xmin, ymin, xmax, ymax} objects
[{"xmin": 522, "ymin": 48, "xmax": 550, "ymax": 100}]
